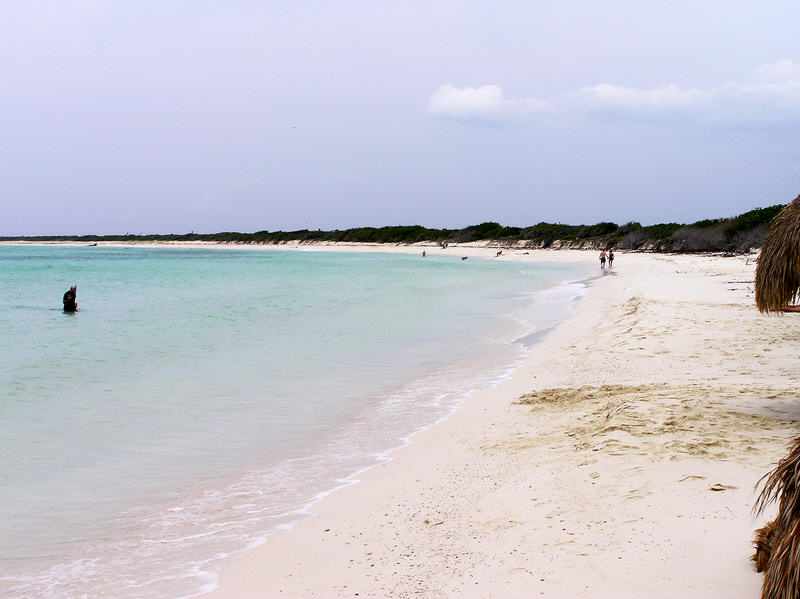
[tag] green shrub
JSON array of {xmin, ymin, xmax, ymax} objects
[
  {"xmin": 2, "ymin": 200, "xmax": 790, "ymax": 253},
  {"xmin": 723, "ymin": 205, "xmax": 784, "ymax": 238},
  {"xmin": 643, "ymin": 223, "xmax": 682, "ymax": 240},
  {"xmin": 691, "ymin": 218, "xmax": 723, "ymax": 229}
]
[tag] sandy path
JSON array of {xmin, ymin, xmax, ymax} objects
[{"xmin": 204, "ymin": 250, "xmax": 799, "ymax": 598}]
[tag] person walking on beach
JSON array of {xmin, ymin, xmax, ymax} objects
[
  {"xmin": 599, "ymin": 251, "xmax": 607, "ymax": 269},
  {"xmin": 608, "ymin": 249, "xmax": 614, "ymax": 268},
  {"xmin": 63, "ymin": 285, "xmax": 77, "ymax": 312}
]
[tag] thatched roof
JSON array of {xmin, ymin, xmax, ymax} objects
[
  {"xmin": 754, "ymin": 434, "xmax": 800, "ymax": 597},
  {"xmin": 755, "ymin": 195, "xmax": 800, "ymax": 313}
]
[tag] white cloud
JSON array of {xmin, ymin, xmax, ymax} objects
[
  {"xmin": 431, "ymin": 61, "xmax": 800, "ymax": 126},
  {"xmin": 575, "ymin": 83, "xmax": 709, "ymax": 112},
  {"xmin": 756, "ymin": 60, "xmax": 800, "ymax": 82},
  {"xmin": 427, "ymin": 83, "xmax": 549, "ymax": 124},
  {"xmin": 575, "ymin": 60, "xmax": 800, "ymax": 121}
]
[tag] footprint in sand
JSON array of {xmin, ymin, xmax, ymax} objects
[{"xmin": 678, "ymin": 475, "xmax": 705, "ymax": 482}]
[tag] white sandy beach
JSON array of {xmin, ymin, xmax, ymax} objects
[{"xmin": 193, "ymin": 247, "xmax": 800, "ymax": 598}]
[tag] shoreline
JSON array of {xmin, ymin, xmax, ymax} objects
[
  {"xmin": 0, "ymin": 239, "xmax": 754, "ymax": 262},
  {"xmin": 0, "ymin": 244, "xmax": 595, "ymax": 598},
  {"xmin": 203, "ymin": 250, "xmax": 800, "ymax": 598},
  {"xmin": 0, "ymin": 238, "xmax": 598, "ymax": 259}
]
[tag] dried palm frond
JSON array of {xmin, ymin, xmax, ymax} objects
[
  {"xmin": 755, "ymin": 195, "xmax": 800, "ymax": 313},
  {"xmin": 754, "ymin": 519, "xmax": 777, "ymax": 572},
  {"xmin": 754, "ymin": 435, "xmax": 800, "ymax": 598}
]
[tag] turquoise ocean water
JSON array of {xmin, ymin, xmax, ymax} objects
[{"xmin": 0, "ymin": 244, "xmax": 593, "ymax": 598}]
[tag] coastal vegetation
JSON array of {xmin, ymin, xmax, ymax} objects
[{"xmin": 2, "ymin": 203, "xmax": 787, "ymax": 253}]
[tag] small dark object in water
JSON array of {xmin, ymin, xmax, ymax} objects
[
  {"xmin": 63, "ymin": 285, "xmax": 77, "ymax": 312},
  {"xmin": 461, "ymin": 256, "xmax": 468, "ymax": 261}
]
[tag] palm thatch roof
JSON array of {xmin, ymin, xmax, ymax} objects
[
  {"xmin": 754, "ymin": 434, "xmax": 800, "ymax": 598},
  {"xmin": 755, "ymin": 195, "xmax": 800, "ymax": 313}
]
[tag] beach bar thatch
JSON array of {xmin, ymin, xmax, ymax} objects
[
  {"xmin": 752, "ymin": 194, "xmax": 800, "ymax": 598},
  {"xmin": 754, "ymin": 436, "xmax": 800, "ymax": 599},
  {"xmin": 755, "ymin": 195, "xmax": 800, "ymax": 313}
]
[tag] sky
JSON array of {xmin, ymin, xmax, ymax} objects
[{"xmin": 2, "ymin": 1, "xmax": 799, "ymax": 235}]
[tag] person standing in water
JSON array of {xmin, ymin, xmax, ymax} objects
[
  {"xmin": 63, "ymin": 285, "xmax": 77, "ymax": 312},
  {"xmin": 599, "ymin": 251, "xmax": 607, "ymax": 269}
]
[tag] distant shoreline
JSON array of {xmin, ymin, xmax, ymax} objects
[
  {"xmin": 0, "ymin": 240, "xmax": 602, "ymax": 264},
  {"xmin": 0, "ymin": 238, "xmax": 761, "ymax": 256},
  {"xmin": 0, "ymin": 203, "xmax": 784, "ymax": 253}
]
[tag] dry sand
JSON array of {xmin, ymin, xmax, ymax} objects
[{"xmin": 199, "ymin": 248, "xmax": 800, "ymax": 598}]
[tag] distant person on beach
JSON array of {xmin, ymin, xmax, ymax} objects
[
  {"xmin": 496, "ymin": 250, "xmax": 503, "ymax": 257},
  {"xmin": 422, "ymin": 250, "xmax": 426, "ymax": 257},
  {"xmin": 608, "ymin": 249, "xmax": 614, "ymax": 268},
  {"xmin": 599, "ymin": 251, "xmax": 607, "ymax": 269},
  {"xmin": 63, "ymin": 286, "xmax": 77, "ymax": 312}
]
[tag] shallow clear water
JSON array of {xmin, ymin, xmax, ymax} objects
[{"xmin": 0, "ymin": 245, "xmax": 593, "ymax": 598}]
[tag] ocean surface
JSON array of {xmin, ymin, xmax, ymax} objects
[{"xmin": 0, "ymin": 244, "xmax": 593, "ymax": 598}]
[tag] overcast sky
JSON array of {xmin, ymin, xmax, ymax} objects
[{"xmin": 2, "ymin": 1, "xmax": 799, "ymax": 235}]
